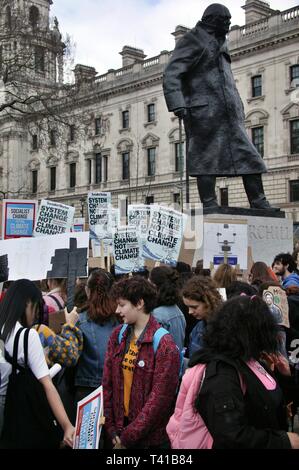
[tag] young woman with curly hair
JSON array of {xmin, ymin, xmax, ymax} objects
[
  {"xmin": 183, "ymin": 296, "xmax": 299, "ymax": 449},
  {"xmin": 150, "ymin": 266, "xmax": 186, "ymax": 351},
  {"xmin": 74, "ymin": 269, "xmax": 119, "ymax": 401},
  {"xmin": 182, "ymin": 276, "xmax": 222, "ymax": 358}
]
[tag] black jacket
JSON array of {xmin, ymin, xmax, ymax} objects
[{"xmin": 191, "ymin": 352, "xmax": 291, "ymax": 449}]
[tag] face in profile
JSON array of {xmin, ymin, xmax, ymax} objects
[{"xmin": 183, "ymin": 297, "xmax": 209, "ymax": 320}]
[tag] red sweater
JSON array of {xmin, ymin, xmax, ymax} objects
[{"xmin": 102, "ymin": 315, "xmax": 180, "ymax": 449}]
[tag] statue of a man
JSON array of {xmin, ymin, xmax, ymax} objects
[{"xmin": 163, "ymin": 3, "xmax": 274, "ymax": 210}]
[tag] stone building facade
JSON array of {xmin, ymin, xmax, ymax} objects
[{"xmin": 0, "ymin": 0, "xmax": 299, "ymax": 224}]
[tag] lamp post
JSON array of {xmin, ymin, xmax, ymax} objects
[{"xmin": 79, "ymin": 197, "xmax": 85, "ymax": 217}]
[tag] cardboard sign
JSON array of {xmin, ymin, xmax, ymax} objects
[
  {"xmin": 2, "ymin": 199, "xmax": 38, "ymax": 239},
  {"xmin": 128, "ymin": 204, "xmax": 151, "ymax": 239},
  {"xmin": 34, "ymin": 200, "xmax": 75, "ymax": 237},
  {"xmin": 143, "ymin": 206, "xmax": 187, "ymax": 266},
  {"xmin": 0, "ymin": 232, "xmax": 89, "ymax": 281},
  {"xmin": 113, "ymin": 227, "xmax": 145, "ymax": 274},
  {"xmin": 73, "ymin": 386, "xmax": 104, "ymax": 450},
  {"xmin": 204, "ymin": 221, "xmax": 248, "ymax": 270},
  {"xmin": 262, "ymin": 286, "xmax": 290, "ymax": 329},
  {"xmin": 88, "ymin": 192, "xmax": 112, "ymax": 240}
]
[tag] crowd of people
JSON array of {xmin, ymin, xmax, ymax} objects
[{"xmin": 1, "ymin": 250, "xmax": 299, "ymax": 449}]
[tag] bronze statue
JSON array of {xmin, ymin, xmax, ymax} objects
[{"xmin": 163, "ymin": 3, "xmax": 274, "ymax": 210}]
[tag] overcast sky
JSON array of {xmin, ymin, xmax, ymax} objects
[{"xmin": 51, "ymin": 0, "xmax": 299, "ymax": 75}]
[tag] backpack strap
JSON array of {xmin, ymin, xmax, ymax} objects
[
  {"xmin": 153, "ymin": 327, "xmax": 169, "ymax": 354},
  {"xmin": 118, "ymin": 324, "xmax": 128, "ymax": 344},
  {"xmin": 23, "ymin": 328, "xmax": 30, "ymax": 368},
  {"xmin": 47, "ymin": 294, "xmax": 64, "ymax": 311},
  {"xmin": 11, "ymin": 327, "xmax": 25, "ymax": 376}
]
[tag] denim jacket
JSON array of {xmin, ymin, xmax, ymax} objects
[
  {"xmin": 152, "ymin": 305, "xmax": 186, "ymax": 352},
  {"xmin": 189, "ymin": 320, "xmax": 207, "ymax": 358},
  {"xmin": 75, "ymin": 312, "xmax": 119, "ymax": 388}
]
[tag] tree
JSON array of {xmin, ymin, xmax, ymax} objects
[{"xmin": 0, "ymin": 0, "xmax": 77, "ymax": 144}]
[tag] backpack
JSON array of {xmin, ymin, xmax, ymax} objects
[
  {"xmin": 1, "ymin": 328, "xmax": 62, "ymax": 449},
  {"xmin": 166, "ymin": 364, "xmax": 213, "ymax": 449},
  {"xmin": 118, "ymin": 324, "xmax": 185, "ymax": 376},
  {"xmin": 166, "ymin": 363, "xmax": 246, "ymax": 449}
]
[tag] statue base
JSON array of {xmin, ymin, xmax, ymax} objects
[
  {"xmin": 189, "ymin": 208, "xmax": 293, "ymax": 269},
  {"xmin": 203, "ymin": 206, "xmax": 285, "ymax": 219}
]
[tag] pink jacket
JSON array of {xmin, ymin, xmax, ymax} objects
[
  {"xmin": 166, "ymin": 364, "xmax": 213, "ymax": 449},
  {"xmin": 167, "ymin": 360, "xmax": 270, "ymax": 449}
]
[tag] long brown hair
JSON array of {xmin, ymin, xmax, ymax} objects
[
  {"xmin": 182, "ymin": 275, "xmax": 222, "ymax": 317},
  {"xmin": 213, "ymin": 263, "xmax": 237, "ymax": 289},
  {"xmin": 87, "ymin": 269, "xmax": 116, "ymax": 323}
]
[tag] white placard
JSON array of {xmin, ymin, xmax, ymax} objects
[
  {"xmin": 143, "ymin": 206, "xmax": 187, "ymax": 266},
  {"xmin": 113, "ymin": 227, "xmax": 145, "ymax": 274},
  {"xmin": 128, "ymin": 204, "xmax": 151, "ymax": 239},
  {"xmin": 34, "ymin": 200, "xmax": 75, "ymax": 237},
  {"xmin": 0, "ymin": 232, "xmax": 89, "ymax": 281},
  {"xmin": 88, "ymin": 192, "xmax": 112, "ymax": 240},
  {"xmin": 203, "ymin": 222, "xmax": 248, "ymax": 270},
  {"xmin": 73, "ymin": 386, "xmax": 104, "ymax": 450}
]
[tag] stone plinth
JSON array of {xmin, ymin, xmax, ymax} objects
[{"xmin": 194, "ymin": 209, "xmax": 293, "ymax": 269}]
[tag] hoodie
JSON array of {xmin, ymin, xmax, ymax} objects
[{"xmin": 282, "ymin": 272, "xmax": 299, "ymax": 288}]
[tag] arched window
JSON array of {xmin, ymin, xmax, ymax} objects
[{"xmin": 29, "ymin": 6, "xmax": 39, "ymax": 29}]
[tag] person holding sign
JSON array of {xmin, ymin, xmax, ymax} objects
[
  {"xmin": 0, "ymin": 280, "xmax": 74, "ymax": 448},
  {"xmin": 102, "ymin": 277, "xmax": 180, "ymax": 449}
]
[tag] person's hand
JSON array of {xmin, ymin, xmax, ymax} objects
[
  {"xmin": 64, "ymin": 306, "xmax": 79, "ymax": 326},
  {"xmin": 174, "ymin": 107, "xmax": 187, "ymax": 119},
  {"xmin": 63, "ymin": 424, "xmax": 75, "ymax": 448},
  {"xmin": 113, "ymin": 436, "xmax": 126, "ymax": 449},
  {"xmin": 287, "ymin": 432, "xmax": 299, "ymax": 449}
]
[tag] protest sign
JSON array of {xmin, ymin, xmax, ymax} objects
[
  {"xmin": 143, "ymin": 206, "xmax": 187, "ymax": 266},
  {"xmin": 0, "ymin": 232, "xmax": 89, "ymax": 281},
  {"xmin": 128, "ymin": 204, "xmax": 151, "ymax": 239},
  {"xmin": 262, "ymin": 285, "xmax": 290, "ymax": 329},
  {"xmin": 88, "ymin": 192, "xmax": 112, "ymax": 240},
  {"xmin": 73, "ymin": 218, "xmax": 85, "ymax": 232},
  {"xmin": 203, "ymin": 220, "xmax": 248, "ymax": 270},
  {"xmin": 91, "ymin": 238, "xmax": 114, "ymax": 258},
  {"xmin": 2, "ymin": 199, "xmax": 38, "ymax": 239},
  {"xmin": 34, "ymin": 200, "xmax": 75, "ymax": 237},
  {"xmin": 73, "ymin": 386, "xmax": 104, "ymax": 450},
  {"xmin": 114, "ymin": 227, "xmax": 145, "ymax": 274}
]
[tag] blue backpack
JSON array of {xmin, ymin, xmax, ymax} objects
[{"xmin": 118, "ymin": 324, "xmax": 185, "ymax": 376}]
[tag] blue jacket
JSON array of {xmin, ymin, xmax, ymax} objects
[
  {"xmin": 189, "ymin": 320, "xmax": 207, "ymax": 358},
  {"xmin": 75, "ymin": 312, "xmax": 119, "ymax": 388},
  {"xmin": 282, "ymin": 272, "xmax": 299, "ymax": 289},
  {"xmin": 152, "ymin": 305, "xmax": 186, "ymax": 352}
]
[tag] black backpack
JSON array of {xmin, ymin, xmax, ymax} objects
[{"xmin": 1, "ymin": 328, "xmax": 62, "ymax": 449}]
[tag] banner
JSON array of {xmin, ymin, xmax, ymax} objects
[
  {"xmin": 0, "ymin": 232, "xmax": 89, "ymax": 281},
  {"xmin": 34, "ymin": 200, "xmax": 75, "ymax": 237},
  {"xmin": 128, "ymin": 205, "xmax": 151, "ymax": 240},
  {"xmin": 113, "ymin": 227, "xmax": 145, "ymax": 274},
  {"xmin": 88, "ymin": 192, "xmax": 112, "ymax": 240},
  {"xmin": 203, "ymin": 221, "xmax": 248, "ymax": 270},
  {"xmin": 73, "ymin": 218, "xmax": 85, "ymax": 232},
  {"xmin": 2, "ymin": 199, "xmax": 38, "ymax": 239},
  {"xmin": 143, "ymin": 206, "xmax": 187, "ymax": 266},
  {"xmin": 73, "ymin": 386, "xmax": 104, "ymax": 450}
]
